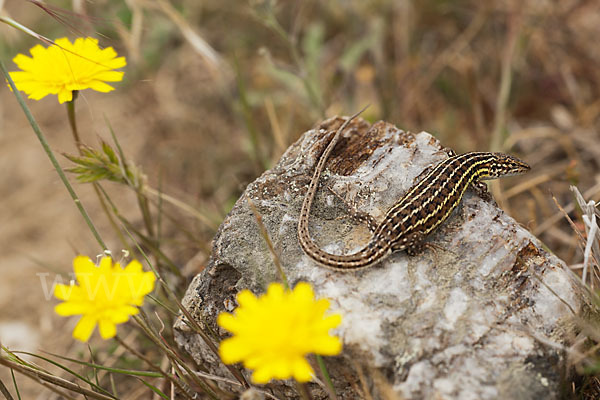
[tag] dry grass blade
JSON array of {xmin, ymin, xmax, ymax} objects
[
  {"xmin": 246, "ymin": 194, "xmax": 289, "ymax": 288},
  {"xmin": 0, "ymin": 377, "xmax": 15, "ymax": 400},
  {"xmin": 131, "ymin": 314, "xmax": 220, "ymax": 399},
  {"xmin": 113, "ymin": 335, "xmax": 195, "ymax": 400},
  {"xmin": 0, "ymin": 356, "xmax": 116, "ymax": 400},
  {"xmin": 415, "ymin": 7, "xmax": 488, "ymax": 98},
  {"xmin": 144, "ymin": 186, "xmax": 220, "ymax": 230},
  {"xmin": 0, "ymin": 15, "xmax": 52, "ymax": 44},
  {"xmin": 551, "ymin": 193, "xmax": 585, "ymax": 247},
  {"xmin": 488, "ymin": 12, "xmax": 523, "ymax": 208},
  {"xmin": 264, "ymin": 97, "xmax": 287, "ymax": 155},
  {"xmin": 154, "ymin": 0, "xmax": 227, "ymax": 75},
  {"xmin": 351, "ymin": 360, "xmax": 374, "ymax": 400},
  {"xmin": 534, "ymin": 182, "xmax": 600, "ymax": 236},
  {"xmin": 118, "ymin": 0, "xmax": 143, "ymax": 65},
  {"xmin": 571, "ymin": 186, "xmax": 600, "ymax": 287}
]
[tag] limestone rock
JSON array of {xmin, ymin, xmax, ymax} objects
[{"xmin": 174, "ymin": 116, "xmax": 586, "ymax": 399}]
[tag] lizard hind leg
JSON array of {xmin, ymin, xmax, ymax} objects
[
  {"xmin": 391, "ymin": 231, "xmax": 425, "ymax": 256},
  {"xmin": 391, "ymin": 231, "xmax": 455, "ymax": 259},
  {"xmin": 327, "ymin": 185, "xmax": 380, "ymax": 233}
]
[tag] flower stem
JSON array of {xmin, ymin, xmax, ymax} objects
[
  {"xmin": 66, "ymin": 93, "xmax": 82, "ymax": 150},
  {"xmin": 0, "ymin": 60, "xmax": 107, "ymax": 251},
  {"xmin": 316, "ymin": 355, "xmax": 337, "ymax": 399},
  {"xmin": 65, "ymin": 93, "xmax": 132, "ymax": 252}
]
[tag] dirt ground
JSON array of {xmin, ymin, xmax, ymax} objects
[
  {"xmin": 0, "ymin": 45, "xmax": 247, "ymax": 399},
  {"xmin": 0, "ymin": 89, "xmax": 150, "ymax": 398}
]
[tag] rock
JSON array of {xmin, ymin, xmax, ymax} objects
[{"xmin": 174, "ymin": 116, "xmax": 586, "ymax": 399}]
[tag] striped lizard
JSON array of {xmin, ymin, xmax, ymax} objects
[{"xmin": 297, "ymin": 112, "xmax": 530, "ymax": 271}]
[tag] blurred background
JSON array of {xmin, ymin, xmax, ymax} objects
[{"xmin": 1, "ymin": 0, "xmax": 599, "ymax": 398}]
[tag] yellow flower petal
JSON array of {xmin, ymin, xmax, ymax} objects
[
  {"xmin": 292, "ymin": 282, "xmax": 313, "ymax": 301},
  {"xmin": 312, "ymin": 336, "xmax": 342, "ymax": 355},
  {"xmin": 217, "ymin": 282, "xmax": 342, "ymax": 384},
  {"xmin": 219, "ymin": 337, "xmax": 248, "ymax": 364},
  {"xmin": 266, "ymin": 282, "xmax": 285, "ymax": 299},
  {"xmin": 54, "ymin": 255, "xmax": 156, "ymax": 342},
  {"xmin": 124, "ymin": 260, "xmax": 143, "ymax": 274},
  {"xmin": 217, "ymin": 313, "xmax": 238, "ymax": 332},
  {"xmin": 57, "ymin": 90, "xmax": 73, "ymax": 103},
  {"xmin": 107, "ymin": 306, "xmax": 139, "ymax": 323},
  {"xmin": 314, "ymin": 313, "xmax": 343, "ymax": 331},
  {"xmin": 98, "ymin": 256, "xmax": 114, "ymax": 272},
  {"xmin": 271, "ymin": 359, "xmax": 293, "ymax": 380},
  {"xmin": 55, "ymin": 302, "xmax": 90, "ymax": 316},
  {"xmin": 98, "ymin": 319, "xmax": 117, "ymax": 339},
  {"xmin": 73, "ymin": 315, "xmax": 97, "ymax": 342},
  {"xmin": 251, "ymin": 366, "xmax": 273, "ymax": 384},
  {"xmin": 73, "ymin": 255, "xmax": 96, "ymax": 280},
  {"xmin": 292, "ymin": 357, "xmax": 314, "ymax": 382},
  {"xmin": 8, "ymin": 37, "xmax": 126, "ymax": 103},
  {"xmin": 85, "ymin": 80, "xmax": 115, "ymax": 93},
  {"xmin": 236, "ymin": 289, "xmax": 258, "ymax": 308},
  {"xmin": 132, "ymin": 271, "xmax": 156, "ymax": 298},
  {"xmin": 53, "ymin": 283, "xmax": 74, "ymax": 301}
]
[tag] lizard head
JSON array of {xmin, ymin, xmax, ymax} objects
[{"xmin": 481, "ymin": 153, "xmax": 530, "ymax": 179}]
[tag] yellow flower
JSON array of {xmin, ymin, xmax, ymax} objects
[
  {"xmin": 54, "ymin": 255, "xmax": 156, "ymax": 342},
  {"xmin": 9, "ymin": 37, "xmax": 126, "ymax": 103},
  {"xmin": 217, "ymin": 282, "xmax": 342, "ymax": 383}
]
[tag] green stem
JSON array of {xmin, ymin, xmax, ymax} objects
[
  {"xmin": 65, "ymin": 93, "xmax": 132, "ymax": 253},
  {"xmin": 136, "ymin": 191, "xmax": 155, "ymax": 238},
  {"xmin": 1, "ymin": 60, "xmax": 107, "ymax": 251},
  {"xmin": 10, "ymin": 369, "xmax": 20, "ymax": 400},
  {"xmin": 316, "ymin": 355, "xmax": 337, "ymax": 399},
  {"xmin": 65, "ymin": 93, "xmax": 82, "ymax": 150}
]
